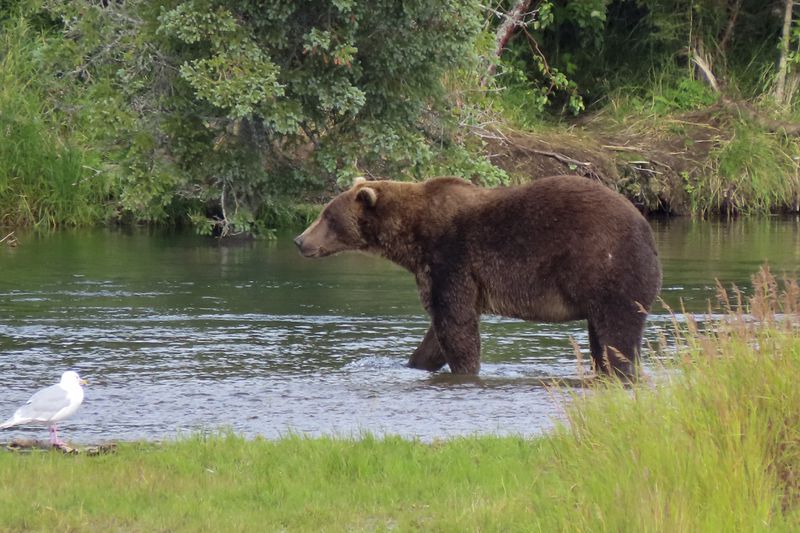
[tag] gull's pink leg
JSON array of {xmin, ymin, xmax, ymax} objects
[{"xmin": 48, "ymin": 424, "xmax": 65, "ymax": 447}]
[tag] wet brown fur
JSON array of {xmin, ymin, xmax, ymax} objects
[{"xmin": 295, "ymin": 176, "xmax": 662, "ymax": 378}]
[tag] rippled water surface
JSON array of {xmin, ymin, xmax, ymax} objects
[{"xmin": 1, "ymin": 218, "xmax": 798, "ymax": 443}]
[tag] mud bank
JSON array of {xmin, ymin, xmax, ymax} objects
[{"xmin": 483, "ymin": 104, "xmax": 800, "ymax": 216}]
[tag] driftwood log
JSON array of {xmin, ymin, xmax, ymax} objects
[{"xmin": 3, "ymin": 438, "xmax": 117, "ymax": 455}]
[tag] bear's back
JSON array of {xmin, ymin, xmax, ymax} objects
[{"xmin": 431, "ymin": 175, "xmax": 661, "ymax": 318}]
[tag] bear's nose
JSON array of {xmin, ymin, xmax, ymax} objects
[{"xmin": 293, "ymin": 235, "xmax": 304, "ymax": 249}]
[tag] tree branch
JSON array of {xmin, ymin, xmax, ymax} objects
[
  {"xmin": 718, "ymin": 0, "xmax": 743, "ymax": 53},
  {"xmin": 526, "ymin": 149, "xmax": 592, "ymax": 169},
  {"xmin": 484, "ymin": 0, "xmax": 534, "ymax": 80},
  {"xmin": 774, "ymin": 0, "xmax": 795, "ymax": 105}
]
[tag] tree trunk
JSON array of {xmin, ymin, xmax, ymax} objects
[
  {"xmin": 718, "ymin": 0, "xmax": 743, "ymax": 54},
  {"xmin": 774, "ymin": 0, "xmax": 795, "ymax": 105},
  {"xmin": 485, "ymin": 0, "xmax": 534, "ymax": 80}
]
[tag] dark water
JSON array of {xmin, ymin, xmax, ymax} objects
[{"xmin": 0, "ymin": 218, "xmax": 798, "ymax": 443}]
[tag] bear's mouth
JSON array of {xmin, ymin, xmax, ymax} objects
[{"xmin": 299, "ymin": 246, "xmax": 331, "ymax": 258}]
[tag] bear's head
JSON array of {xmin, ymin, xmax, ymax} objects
[{"xmin": 294, "ymin": 177, "xmax": 379, "ymax": 258}]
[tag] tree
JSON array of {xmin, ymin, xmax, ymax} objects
[
  {"xmin": 774, "ymin": 0, "xmax": 798, "ymax": 106},
  {"xmin": 155, "ymin": 0, "xmax": 483, "ymax": 229},
  {"xmin": 30, "ymin": 0, "xmax": 483, "ymax": 232}
]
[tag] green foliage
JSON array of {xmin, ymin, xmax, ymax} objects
[
  {"xmin": 3, "ymin": 0, "xmax": 800, "ymax": 227},
  {"xmin": 155, "ymin": 0, "xmax": 484, "ymax": 185},
  {"xmin": 489, "ymin": 0, "xmax": 787, "ymax": 112},
  {"xmin": 424, "ymin": 144, "xmax": 509, "ymax": 187},
  {"xmin": 700, "ymin": 122, "xmax": 800, "ymax": 215},
  {"xmin": 491, "ymin": 0, "xmax": 594, "ymax": 122},
  {"xmin": 158, "ymin": 1, "xmax": 284, "ymax": 119},
  {"xmin": 0, "ymin": 17, "xmax": 111, "ymax": 228},
  {"xmin": 1, "ymin": 1, "xmax": 493, "ymax": 232},
  {"xmin": 651, "ymin": 78, "xmax": 719, "ymax": 113}
]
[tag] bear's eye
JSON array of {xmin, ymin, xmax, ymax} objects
[{"xmin": 322, "ymin": 212, "xmax": 342, "ymax": 233}]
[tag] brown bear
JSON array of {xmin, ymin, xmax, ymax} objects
[{"xmin": 294, "ymin": 175, "xmax": 662, "ymax": 378}]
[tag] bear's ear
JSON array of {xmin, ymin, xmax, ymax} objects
[
  {"xmin": 353, "ymin": 176, "xmax": 367, "ymax": 187},
  {"xmin": 356, "ymin": 186, "xmax": 377, "ymax": 208}
]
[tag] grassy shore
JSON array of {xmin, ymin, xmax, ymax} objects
[{"xmin": 1, "ymin": 268, "xmax": 799, "ymax": 532}]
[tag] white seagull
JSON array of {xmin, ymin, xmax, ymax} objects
[{"xmin": 1, "ymin": 371, "xmax": 87, "ymax": 447}]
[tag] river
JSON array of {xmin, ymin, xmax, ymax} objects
[{"xmin": 0, "ymin": 217, "xmax": 798, "ymax": 443}]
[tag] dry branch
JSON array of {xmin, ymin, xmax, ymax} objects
[
  {"xmin": 526, "ymin": 149, "xmax": 593, "ymax": 168},
  {"xmin": 0, "ymin": 231, "xmax": 18, "ymax": 247},
  {"xmin": 485, "ymin": 0, "xmax": 534, "ymax": 80},
  {"xmin": 691, "ymin": 46, "xmax": 720, "ymax": 93}
]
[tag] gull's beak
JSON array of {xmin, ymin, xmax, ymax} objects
[{"xmin": 80, "ymin": 378, "xmax": 88, "ymax": 386}]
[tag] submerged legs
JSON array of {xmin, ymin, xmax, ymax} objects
[{"xmin": 407, "ymin": 326, "xmax": 447, "ymax": 371}]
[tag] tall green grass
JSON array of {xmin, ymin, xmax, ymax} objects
[
  {"xmin": 700, "ymin": 122, "xmax": 800, "ymax": 215},
  {"xmin": 0, "ymin": 18, "xmax": 111, "ymax": 228},
  {"xmin": 595, "ymin": 78, "xmax": 800, "ymax": 216},
  {"xmin": 536, "ymin": 267, "xmax": 800, "ymax": 530},
  {"xmin": 0, "ymin": 267, "xmax": 799, "ymax": 531}
]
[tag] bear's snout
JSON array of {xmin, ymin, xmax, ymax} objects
[
  {"xmin": 294, "ymin": 232, "xmax": 324, "ymax": 257},
  {"xmin": 293, "ymin": 234, "xmax": 316, "ymax": 257}
]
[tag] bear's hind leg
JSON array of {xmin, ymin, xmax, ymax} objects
[
  {"xmin": 588, "ymin": 309, "xmax": 645, "ymax": 380},
  {"xmin": 587, "ymin": 322, "xmax": 608, "ymax": 374},
  {"xmin": 407, "ymin": 325, "xmax": 447, "ymax": 371}
]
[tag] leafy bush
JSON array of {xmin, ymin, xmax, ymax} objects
[
  {"xmin": 0, "ymin": 18, "xmax": 111, "ymax": 227},
  {"xmin": 154, "ymin": 0, "xmax": 485, "ymax": 221},
  {"xmin": 652, "ymin": 78, "xmax": 719, "ymax": 113},
  {"xmin": 2, "ymin": 1, "xmax": 490, "ymax": 231}
]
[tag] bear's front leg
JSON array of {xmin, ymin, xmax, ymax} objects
[
  {"xmin": 429, "ymin": 270, "xmax": 481, "ymax": 375},
  {"xmin": 420, "ymin": 268, "xmax": 481, "ymax": 374},
  {"xmin": 407, "ymin": 325, "xmax": 448, "ymax": 371},
  {"xmin": 432, "ymin": 308, "xmax": 481, "ymax": 374}
]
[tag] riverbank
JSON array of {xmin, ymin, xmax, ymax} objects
[
  {"xmin": 483, "ymin": 100, "xmax": 800, "ymax": 217},
  {"xmin": 1, "ymin": 268, "xmax": 798, "ymax": 531},
  {"xmin": 4, "ymin": 3, "xmax": 800, "ymax": 233},
  {"xmin": 4, "ymin": 96, "xmax": 798, "ymax": 235}
]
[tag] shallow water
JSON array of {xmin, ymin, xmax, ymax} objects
[{"xmin": 0, "ymin": 217, "xmax": 798, "ymax": 443}]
